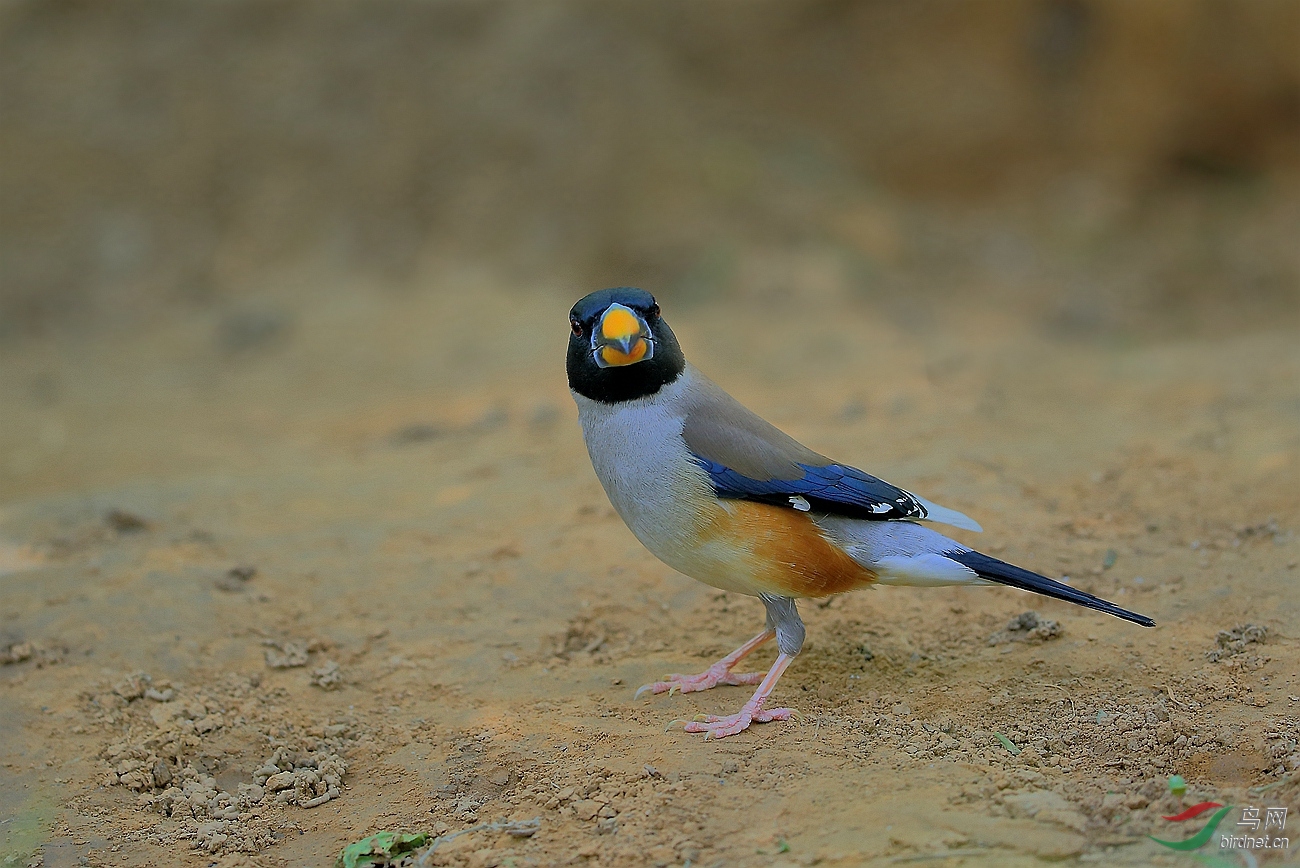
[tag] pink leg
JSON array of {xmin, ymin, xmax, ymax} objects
[
  {"xmin": 681, "ymin": 653, "xmax": 795, "ymax": 739},
  {"xmin": 635, "ymin": 629, "xmax": 774, "ymax": 699}
]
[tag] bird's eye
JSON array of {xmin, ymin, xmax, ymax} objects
[
  {"xmin": 571, "ymin": 319, "xmax": 583, "ymax": 336},
  {"xmin": 648, "ymin": 304, "xmax": 660, "ymax": 318}
]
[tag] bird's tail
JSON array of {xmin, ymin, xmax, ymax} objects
[{"xmin": 946, "ymin": 549, "xmax": 1155, "ymax": 627}]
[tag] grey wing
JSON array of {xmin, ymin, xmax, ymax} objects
[{"xmin": 680, "ymin": 369, "xmax": 982, "ymax": 532}]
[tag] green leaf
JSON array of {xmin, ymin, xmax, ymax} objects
[
  {"xmin": 1148, "ymin": 805, "xmax": 1233, "ymax": 851},
  {"xmin": 336, "ymin": 831, "xmax": 430, "ymax": 868}
]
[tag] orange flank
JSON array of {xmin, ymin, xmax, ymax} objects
[
  {"xmin": 700, "ymin": 500, "xmax": 877, "ymax": 597},
  {"xmin": 600, "ymin": 339, "xmax": 648, "ymax": 367}
]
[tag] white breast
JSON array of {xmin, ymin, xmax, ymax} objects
[{"xmin": 572, "ymin": 371, "xmax": 760, "ymax": 594}]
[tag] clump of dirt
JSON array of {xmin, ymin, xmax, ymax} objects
[
  {"xmin": 1263, "ymin": 720, "xmax": 1300, "ymax": 778},
  {"xmin": 1206, "ymin": 623, "xmax": 1268, "ymax": 662},
  {"xmin": 213, "ymin": 565, "xmax": 257, "ymax": 593},
  {"xmin": 1, "ymin": 641, "xmax": 35, "ymax": 665},
  {"xmin": 104, "ymin": 508, "xmax": 150, "ymax": 534},
  {"xmin": 2, "ymin": 641, "xmax": 64, "ymax": 667},
  {"xmin": 987, "ymin": 611, "xmax": 1062, "ymax": 645},
  {"xmin": 87, "ymin": 671, "xmax": 355, "ymax": 855},
  {"xmin": 252, "ymin": 740, "xmax": 347, "ymax": 808},
  {"xmin": 309, "ymin": 660, "xmax": 343, "ymax": 690},
  {"xmin": 262, "ymin": 638, "xmax": 328, "ymax": 669}
]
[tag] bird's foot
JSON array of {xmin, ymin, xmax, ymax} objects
[
  {"xmin": 679, "ymin": 702, "xmax": 794, "ymax": 740},
  {"xmin": 671, "ymin": 652, "xmax": 797, "ymax": 740},
  {"xmin": 635, "ymin": 663, "xmax": 765, "ymax": 699}
]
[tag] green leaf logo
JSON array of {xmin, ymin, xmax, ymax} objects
[{"xmin": 1149, "ymin": 805, "xmax": 1234, "ymax": 851}]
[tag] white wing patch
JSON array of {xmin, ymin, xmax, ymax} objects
[{"xmin": 789, "ymin": 495, "xmax": 811, "ymax": 512}]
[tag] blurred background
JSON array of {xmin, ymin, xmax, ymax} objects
[
  {"xmin": 3, "ymin": 0, "xmax": 1300, "ymax": 506},
  {"xmin": 3, "ymin": 0, "xmax": 1298, "ymax": 341}
]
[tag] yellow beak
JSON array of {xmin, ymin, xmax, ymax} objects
[{"xmin": 594, "ymin": 303, "xmax": 653, "ymax": 368}]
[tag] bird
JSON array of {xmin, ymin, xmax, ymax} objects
[{"xmin": 566, "ymin": 287, "xmax": 1154, "ymax": 739}]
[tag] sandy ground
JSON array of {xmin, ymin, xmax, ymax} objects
[{"xmin": 2, "ymin": 282, "xmax": 1299, "ymax": 867}]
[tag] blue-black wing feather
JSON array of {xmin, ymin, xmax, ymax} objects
[{"xmin": 692, "ymin": 455, "xmax": 927, "ymax": 522}]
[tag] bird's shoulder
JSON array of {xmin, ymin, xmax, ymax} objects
[{"xmin": 678, "ymin": 366, "xmax": 825, "ymax": 481}]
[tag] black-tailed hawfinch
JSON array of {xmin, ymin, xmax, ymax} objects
[{"xmin": 567, "ymin": 288, "xmax": 1153, "ymax": 739}]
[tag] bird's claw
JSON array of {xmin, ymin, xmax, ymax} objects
[
  {"xmin": 681, "ymin": 705, "xmax": 795, "ymax": 740},
  {"xmin": 634, "ymin": 665, "xmax": 764, "ymax": 700}
]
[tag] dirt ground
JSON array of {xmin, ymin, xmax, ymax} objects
[{"xmin": 1, "ymin": 279, "xmax": 1298, "ymax": 867}]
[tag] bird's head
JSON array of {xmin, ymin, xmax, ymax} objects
[{"xmin": 567, "ymin": 288, "xmax": 685, "ymax": 403}]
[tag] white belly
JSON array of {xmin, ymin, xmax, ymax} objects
[{"xmin": 573, "ymin": 384, "xmax": 763, "ymax": 595}]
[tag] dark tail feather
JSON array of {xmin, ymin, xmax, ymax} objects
[{"xmin": 947, "ymin": 549, "xmax": 1155, "ymax": 627}]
